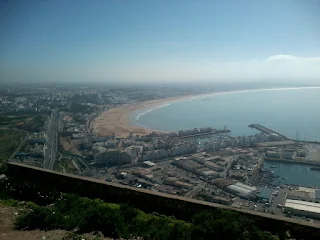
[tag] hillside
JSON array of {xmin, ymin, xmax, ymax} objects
[{"xmin": 0, "ymin": 194, "xmax": 278, "ymax": 240}]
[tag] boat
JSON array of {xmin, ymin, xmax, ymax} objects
[
  {"xmin": 310, "ymin": 167, "xmax": 320, "ymax": 171},
  {"xmin": 269, "ymin": 165, "xmax": 277, "ymax": 168}
]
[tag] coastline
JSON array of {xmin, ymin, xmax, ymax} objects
[
  {"xmin": 92, "ymin": 86, "xmax": 320, "ymax": 138},
  {"xmin": 92, "ymin": 93, "xmax": 202, "ymax": 138}
]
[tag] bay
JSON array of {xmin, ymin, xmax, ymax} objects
[{"xmin": 135, "ymin": 87, "xmax": 320, "ymax": 141}]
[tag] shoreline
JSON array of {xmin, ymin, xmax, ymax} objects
[
  {"xmin": 92, "ymin": 86, "xmax": 320, "ymax": 138},
  {"xmin": 92, "ymin": 94, "xmax": 199, "ymax": 138}
]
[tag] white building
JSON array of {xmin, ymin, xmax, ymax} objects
[
  {"xmin": 143, "ymin": 161, "xmax": 156, "ymax": 168},
  {"xmin": 284, "ymin": 199, "xmax": 320, "ymax": 220},
  {"xmin": 287, "ymin": 187, "xmax": 316, "ymax": 202},
  {"xmin": 227, "ymin": 182, "xmax": 257, "ymax": 199}
]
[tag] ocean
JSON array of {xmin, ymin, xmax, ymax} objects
[{"xmin": 134, "ymin": 87, "xmax": 320, "ymax": 141}]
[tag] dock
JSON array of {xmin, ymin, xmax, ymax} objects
[{"xmin": 249, "ymin": 124, "xmax": 288, "ymax": 140}]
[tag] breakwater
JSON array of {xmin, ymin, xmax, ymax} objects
[
  {"xmin": 249, "ymin": 124, "xmax": 319, "ymax": 144},
  {"xmin": 249, "ymin": 124, "xmax": 288, "ymax": 139}
]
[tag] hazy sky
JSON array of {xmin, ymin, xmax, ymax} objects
[{"xmin": 1, "ymin": 0, "xmax": 320, "ymax": 84}]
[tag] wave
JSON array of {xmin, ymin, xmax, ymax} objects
[
  {"xmin": 190, "ymin": 86, "xmax": 320, "ymax": 101},
  {"xmin": 134, "ymin": 86, "xmax": 320, "ymax": 122},
  {"xmin": 135, "ymin": 103, "xmax": 171, "ymax": 121}
]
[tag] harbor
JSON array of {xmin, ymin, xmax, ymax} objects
[
  {"xmin": 247, "ymin": 124, "xmax": 320, "ymax": 188},
  {"xmin": 259, "ymin": 161, "xmax": 320, "ymax": 188}
]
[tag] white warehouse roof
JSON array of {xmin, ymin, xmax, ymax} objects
[
  {"xmin": 143, "ymin": 161, "xmax": 156, "ymax": 167},
  {"xmin": 234, "ymin": 182, "xmax": 257, "ymax": 192},
  {"xmin": 227, "ymin": 185, "xmax": 253, "ymax": 196},
  {"xmin": 285, "ymin": 199, "xmax": 320, "ymax": 214}
]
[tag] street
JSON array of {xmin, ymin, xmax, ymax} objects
[{"xmin": 44, "ymin": 110, "xmax": 59, "ymax": 170}]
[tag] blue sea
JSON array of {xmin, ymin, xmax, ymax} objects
[{"xmin": 134, "ymin": 87, "xmax": 320, "ymax": 141}]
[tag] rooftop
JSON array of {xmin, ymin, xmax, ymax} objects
[
  {"xmin": 316, "ymin": 189, "xmax": 320, "ymax": 200},
  {"xmin": 235, "ymin": 182, "xmax": 257, "ymax": 192},
  {"xmin": 285, "ymin": 199, "xmax": 320, "ymax": 214},
  {"xmin": 202, "ymin": 170, "xmax": 217, "ymax": 175},
  {"xmin": 258, "ymin": 187, "xmax": 273, "ymax": 199},
  {"xmin": 143, "ymin": 161, "xmax": 156, "ymax": 167},
  {"xmin": 227, "ymin": 185, "xmax": 253, "ymax": 195},
  {"xmin": 298, "ymin": 187, "xmax": 316, "ymax": 193}
]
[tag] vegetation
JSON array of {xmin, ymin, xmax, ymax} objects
[
  {"xmin": 53, "ymin": 157, "xmax": 78, "ymax": 174},
  {"xmin": 0, "ymin": 129, "xmax": 26, "ymax": 165},
  {"xmin": 14, "ymin": 193, "xmax": 278, "ymax": 240},
  {"xmin": 0, "ymin": 114, "xmax": 46, "ymax": 132}
]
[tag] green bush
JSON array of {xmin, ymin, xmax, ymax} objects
[{"xmin": 14, "ymin": 194, "xmax": 277, "ymax": 240}]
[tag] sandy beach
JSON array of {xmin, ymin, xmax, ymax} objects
[{"xmin": 92, "ymin": 95, "xmax": 196, "ymax": 138}]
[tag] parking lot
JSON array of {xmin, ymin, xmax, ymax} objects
[{"xmin": 268, "ymin": 188, "xmax": 287, "ymax": 215}]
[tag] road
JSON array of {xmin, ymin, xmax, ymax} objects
[
  {"xmin": 85, "ymin": 111, "xmax": 99, "ymax": 135},
  {"xmin": 44, "ymin": 110, "xmax": 59, "ymax": 170},
  {"xmin": 269, "ymin": 189, "xmax": 287, "ymax": 215},
  {"xmin": 185, "ymin": 185, "xmax": 202, "ymax": 198},
  {"xmin": 221, "ymin": 155, "xmax": 236, "ymax": 178}
]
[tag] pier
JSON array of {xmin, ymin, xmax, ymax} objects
[{"xmin": 249, "ymin": 124, "xmax": 288, "ymax": 140}]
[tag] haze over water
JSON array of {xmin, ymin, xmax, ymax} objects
[{"xmin": 135, "ymin": 88, "xmax": 320, "ymax": 141}]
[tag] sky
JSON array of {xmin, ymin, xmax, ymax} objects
[{"xmin": 0, "ymin": 0, "xmax": 320, "ymax": 84}]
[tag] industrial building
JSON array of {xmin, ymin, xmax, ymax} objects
[
  {"xmin": 163, "ymin": 177, "xmax": 193, "ymax": 190},
  {"xmin": 258, "ymin": 187, "xmax": 273, "ymax": 203},
  {"xmin": 226, "ymin": 182, "xmax": 257, "ymax": 199},
  {"xmin": 202, "ymin": 170, "xmax": 218, "ymax": 177},
  {"xmin": 284, "ymin": 199, "xmax": 320, "ymax": 220}
]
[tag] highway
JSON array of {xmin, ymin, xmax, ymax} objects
[{"xmin": 44, "ymin": 110, "xmax": 59, "ymax": 170}]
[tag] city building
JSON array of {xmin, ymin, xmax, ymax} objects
[
  {"xmin": 287, "ymin": 187, "xmax": 316, "ymax": 202},
  {"xmin": 283, "ymin": 151, "xmax": 294, "ymax": 159},
  {"xmin": 202, "ymin": 170, "xmax": 219, "ymax": 178},
  {"xmin": 266, "ymin": 151, "xmax": 280, "ymax": 158}
]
